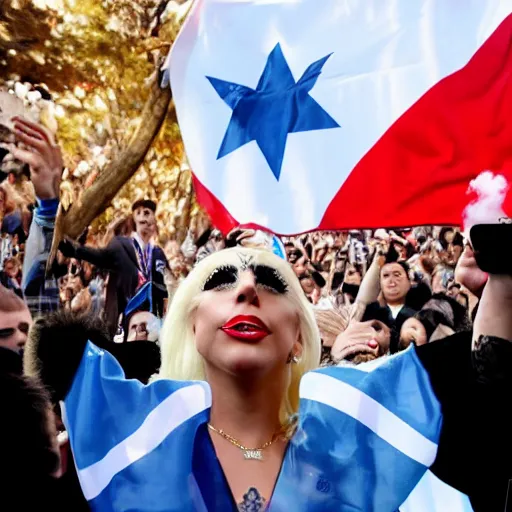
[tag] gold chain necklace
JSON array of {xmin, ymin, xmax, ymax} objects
[{"xmin": 208, "ymin": 422, "xmax": 293, "ymax": 461}]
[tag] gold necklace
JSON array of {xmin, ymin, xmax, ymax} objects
[{"xmin": 207, "ymin": 424, "xmax": 281, "ymax": 461}]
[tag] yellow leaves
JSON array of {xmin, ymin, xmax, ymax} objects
[
  {"xmin": 73, "ymin": 85, "xmax": 86, "ymax": 99},
  {"xmin": 32, "ymin": 0, "xmax": 64, "ymax": 9},
  {"xmin": 2, "ymin": 0, "xmax": 203, "ymax": 242},
  {"xmin": 0, "ymin": 24, "xmax": 13, "ymax": 42},
  {"xmin": 28, "ymin": 50, "xmax": 46, "ymax": 64},
  {"xmin": 59, "ymin": 180, "xmax": 75, "ymax": 211}
]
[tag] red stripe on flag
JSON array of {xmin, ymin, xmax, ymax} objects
[
  {"xmin": 319, "ymin": 13, "xmax": 512, "ymax": 230},
  {"xmin": 192, "ymin": 175, "xmax": 238, "ymax": 235}
]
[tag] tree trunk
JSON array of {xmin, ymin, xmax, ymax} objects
[{"xmin": 48, "ymin": 74, "xmax": 172, "ymax": 269}]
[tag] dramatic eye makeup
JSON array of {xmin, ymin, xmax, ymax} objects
[
  {"xmin": 251, "ymin": 264, "xmax": 288, "ymax": 294},
  {"xmin": 203, "ymin": 265, "xmax": 238, "ymax": 291}
]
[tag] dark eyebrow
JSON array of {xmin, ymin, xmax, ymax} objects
[
  {"xmin": 250, "ymin": 264, "xmax": 288, "ymax": 294},
  {"xmin": 202, "ymin": 265, "xmax": 238, "ymax": 291}
]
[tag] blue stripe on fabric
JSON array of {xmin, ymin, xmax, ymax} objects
[
  {"xmin": 314, "ymin": 347, "xmax": 441, "ymax": 443},
  {"xmin": 64, "ymin": 342, "xmax": 204, "ymax": 470},
  {"xmin": 270, "ymin": 348, "xmax": 444, "ymax": 511},
  {"xmin": 89, "ymin": 421, "xmax": 235, "ymax": 512},
  {"xmin": 124, "ymin": 281, "xmax": 153, "ymax": 317},
  {"xmin": 88, "ymin": 414, "xmax": 210, "ymax": 512},
  {"xmin": 272, "ymin": 402, "xmax": 432, "ymax": 511},
  {"xmin": 34, "ymin": 198, "xmax": 59, "ymax": 228},
  {"xmin": 36, "ymin": 198, "xmax": 59, "ymax": 217}
]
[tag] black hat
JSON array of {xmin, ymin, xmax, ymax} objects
[{"xmin": 132, "ymin": 199, "xmax": 157, "ymax": 213}]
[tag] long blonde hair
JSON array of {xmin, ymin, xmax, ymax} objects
[{"xmin": 157, "ymin": 247, "xmax": 321, "ymax": 423}]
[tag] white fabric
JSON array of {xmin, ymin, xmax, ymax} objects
[
  {"xmin": 389, "ymin": 304, "xmax": 404, "ymax": 319},
  {"xmin": 168, "ymin": 0, "xmax": 512, "ymax": 233},
  {"xmin": 400, "ymin": 470, "xmax": 474, "ymax": 512},
  {"xmin": 131, "ymin": 231, "xmax": 146, "ymax": 251}
]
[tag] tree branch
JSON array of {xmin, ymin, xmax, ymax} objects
[{"xmin": 48, "ymin": 72, "xmax": 172, "ymax": 269}]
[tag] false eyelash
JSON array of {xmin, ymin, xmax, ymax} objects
[
  {"xmin": 251, "ymin": 265, "xmax": 289, "ymax": 295},
  {"xmin": 202, "ymin": 265, "xmax": 238, "ymax": 291}
]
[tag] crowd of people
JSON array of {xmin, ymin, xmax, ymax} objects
[{"xmin": 1, "ymin": 119, "xmax": 512, "ymax": 511}]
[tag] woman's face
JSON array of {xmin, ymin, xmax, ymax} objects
[
  {"xmin": 399, "ymin": 317, "xmax": 428, "ymax": 349},
  {"xmin": 193, "ymin": 253, "xmax": 301, "ymax": 377}
]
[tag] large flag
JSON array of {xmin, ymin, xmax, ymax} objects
[
  {"xmin": 165, "ymin": 0, "xmax": 512, "ymax": 235},
  {"xmin": 63, "ymin": 342, "xmax": 473, "ymax": 511}
]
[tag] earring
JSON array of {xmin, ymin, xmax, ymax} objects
[{"xmin": 287, "ymin": 352, "xmax": 300, "ymax": 364}]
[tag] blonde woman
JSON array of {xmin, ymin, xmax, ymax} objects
[{"xmin": 26, "ymin": 246, "xmax": 512, "ymax": 511}]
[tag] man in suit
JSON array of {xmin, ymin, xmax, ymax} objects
[{"xmin": 59, "ymin": 200, "xmax": 169, "ymax": 337}]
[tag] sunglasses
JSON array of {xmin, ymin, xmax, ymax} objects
[{"xmin": 0, "ymin": 322, "xmax": 30, "ymax": 339}]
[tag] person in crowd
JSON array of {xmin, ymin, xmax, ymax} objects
[
  {"xmin": 0, "ymin": 342, "xmax": 63, "ymax": 509},
  {"xmin": 195, "ymin": 227, "xmax": 226, "ymax": 263},
  {"xmin": 431, "ymin": 263, "xmax": 454, "ymax": 294},
  {"xmin": 125, "ymin": 309, "xmax": 160, "ymax": 343},
  {"xmin": 8, "ymin": 117, "xmax": 64, "ymax": 317},
  {"xmin": 0, "ymin": 283, "xmax": 31, "ymax": 355},
  {"xmin": 24, "ymin": 243, "xmax": 512, "ymax": 511},
  {"xmin": 0, "ymin": 255, "xmax": 23, "ymax": 298},
  {"xmin": 0, "ymin": 183, "xmax": 14, "ymax": 223},
  {"xmin": 362, "ymin": 259, "xmax": 417, "ymax": 353},
  {"xmin": 0, "ymin": 285, "xmax": 90, "ymax": 510},
  {"xmin": 59, "ymin": 198, "xmax": 170, "ymax": 337},
  {"xmin": 335, "ymin": 262, "xmax": 362, "ymax": 305},
  {"xmin": 398, "ymin": 309, "xmax": 455, "ymax": 350}
]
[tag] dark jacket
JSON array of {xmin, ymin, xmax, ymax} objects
[
  {"xmin": 74, "ymin": 236, "xmax": 169, "ymax": 336},
  {"xmin": 419, "ymin": 331, "xmax": 512, "ymax": 512},
  {"xmin": 363, "ymin": 302, "xmax": 416, "ymax": 353},
  {"xmin": 0, "ymin": 347, "xmax": 68, "ymax": 510}
]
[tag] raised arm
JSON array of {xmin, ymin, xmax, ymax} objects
[
  {"xmin": 12, "ymin": 118, "xmax": 65, "ymax": 315},
  {"xmin": 414, "ymin": 237, "xmax": 512, "ymax": 511}
]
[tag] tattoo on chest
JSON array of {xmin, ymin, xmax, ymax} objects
[{"xmin": 237, "ymin": 487, "xmax": 267, "ymax": 512}]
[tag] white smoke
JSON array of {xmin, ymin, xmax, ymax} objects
[{"xmin": 462, "ymin": 171, "xmax": 509, "ymax": 239}]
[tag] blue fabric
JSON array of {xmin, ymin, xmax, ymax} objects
[
  {"xmin": 270, "ymin": 350, "xmax": 442, "ymax": 510},
  {"xmin": 271, "ymin": 235, "xmax": 286, "ymax": 259},
  {"xmin": 207, "ymin": 43, "xmax": 340, "ymax": 180},
  {"xmin": 124, "ymin": 281, "xmax": 153, "ymax": 318},
  {"xmin": 314, "ymin": 351, "xmax": 441, "ymax": 443},
  {"xmin": 23, "ymin": 198, "xmax": 60, "ymax": 316},
  {"xmin": 63, "ymin": 343, "xmax": 465, "ymax": 511},
  {"xmin": 34, "ymin": 198, "xmax": 59, "ymax": 228},
  {"xmin": 1, "ymin": 211, "xmax": 22, "ymax": 234},
  {"xmin": 64, "ymin": 343, "xmax": 203, "ymax": 470}
]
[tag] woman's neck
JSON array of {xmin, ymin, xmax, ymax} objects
[{"xmin": 207, "ymin": 368, "xmax": 286, "ymax": 447}]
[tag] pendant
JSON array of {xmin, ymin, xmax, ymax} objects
[{"xmin": 243, "ymin": 449, "xmax": 263, "ymax": 461}]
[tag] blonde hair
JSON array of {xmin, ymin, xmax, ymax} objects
[{"xmin": 157, "ymin": 247, "xmax": 321, "ymax": 423}]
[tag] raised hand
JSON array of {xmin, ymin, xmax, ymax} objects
[
  {"xmin": 58, "ymin": 239, "xmax": 77, "ymax": 259},
  {"xmin": 331, "ymin": 320, "xmax": 388, "ymax": 363},
  {"xmin": 454, "ymin": 244, "xmax": 487, "ymax": 298},
  {"xmin": 11, "ymin": 117, "xmax": 63, "ymax": 200}
]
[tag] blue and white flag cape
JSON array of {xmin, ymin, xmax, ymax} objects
[{"xmin": 63, "ymin": 342, "xmax": 473, "ymax": 511}]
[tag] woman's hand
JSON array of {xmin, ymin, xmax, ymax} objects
[{"xmin": 331, "ymin": 321, "xmax": 383, "ymax": 362}]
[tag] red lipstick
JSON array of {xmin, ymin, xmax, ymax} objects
[{"xmin": 221, "ymin": 315, "xmax": 271, "ymax": 342}]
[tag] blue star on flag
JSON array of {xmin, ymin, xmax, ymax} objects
[{"xmin": 207, "ymin": 43, "xmax": 340, "ymax": 181}]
